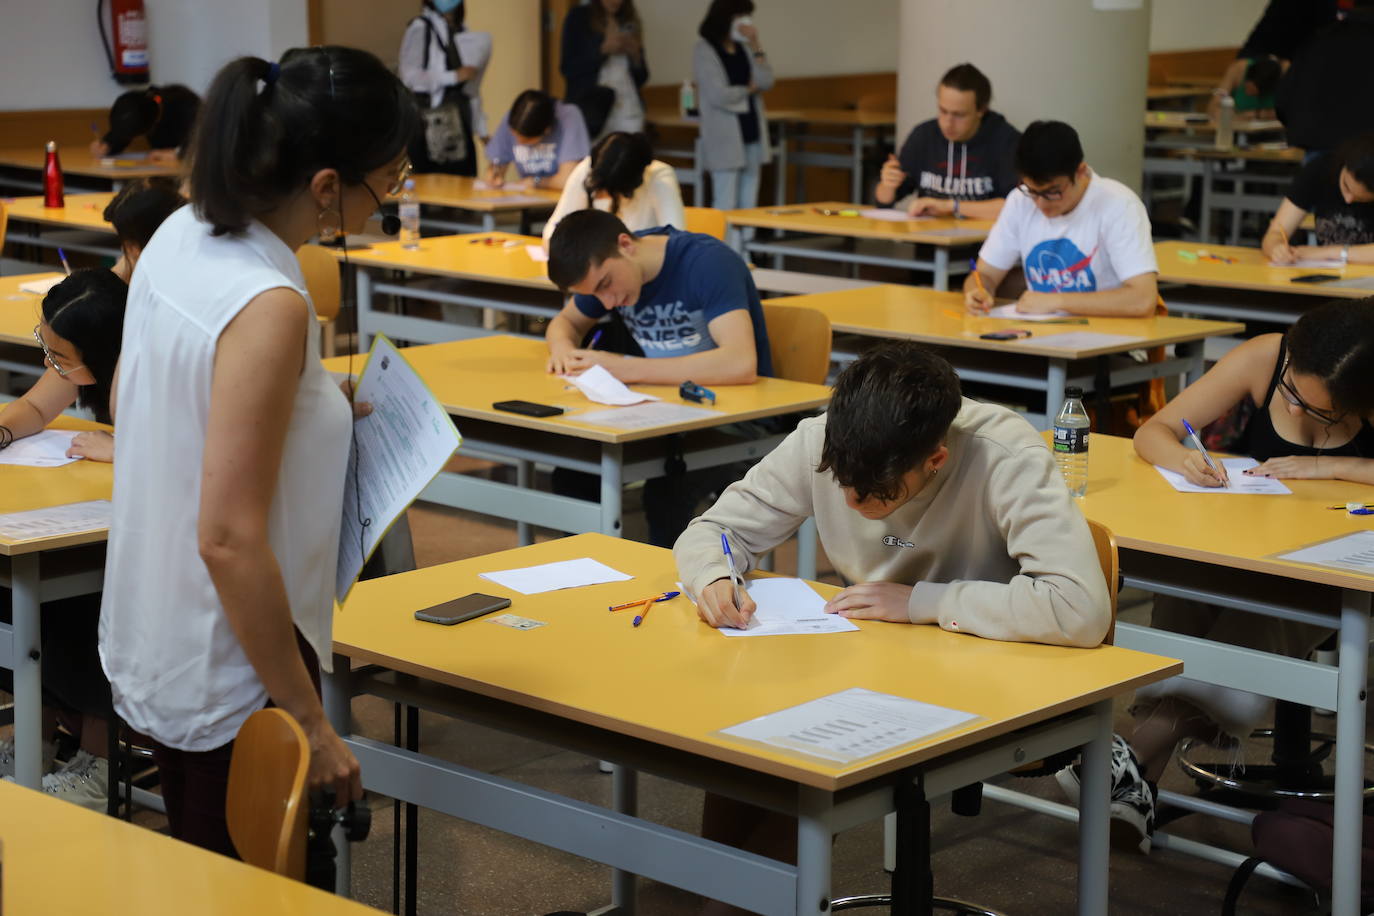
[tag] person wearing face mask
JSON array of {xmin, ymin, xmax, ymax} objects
[
  {"xmin": 560, "ymin": 0, "xmax": 649, "ymax": 139},
  {"xmin": 399, "ymin": 0, "xmax": 493, "ymax": 176},
  {"xmin": 875, "ymin": 63, "xmax": 1021, "ymax": 220},
  {"xmin": 1264, "ymin": 131, "xmax": 1374, "ymax": 266},
  {"xmin": 693, "ymin": 0, "xmax": 774, "ymax": 211}
]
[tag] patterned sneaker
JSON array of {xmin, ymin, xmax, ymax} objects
[
  {"xmin": 41, "ymin": 750, "xmax": 109, "ymax": 812},
  {"xmin": 1053, "ymin": 733, "xmax": 1156, "ymax": 853},
  {"xmin": 0, "ymin": 737, "xmax": 58, "ymax": 779}
]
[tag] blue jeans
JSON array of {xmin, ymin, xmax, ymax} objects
[{"xmin": 710, "ymin": 141, "xmax": 764, "ymax": 211}]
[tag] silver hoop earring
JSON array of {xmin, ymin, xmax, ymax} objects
[{"xmin": 317, "ymin": 206, "xmax": 342, "ymax": 242}]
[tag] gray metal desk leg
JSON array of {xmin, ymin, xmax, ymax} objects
[
  {"xmin": 932, "ymin": 248, "xmax": 950, "ymax": 292},
  {"xmin": 1045, "ymin": 359, "xmax": 1068, "ymax": 431},
  {"xmin": 1180, "ymin": 340, "xmax": 1206, "ymax": 387},
  {"xmin": 611, "ymin": 765, "xmax": 639, "ymax": 913},
  {"xmin": 850, "ymin": 126, "xmax": 864, "ymax": 204},
  {"xmin": 323, "ymin": 653, "xmax": 355, "ymax": 897},
  {"xmin": 1331, "ymin": 589, "xmax": 1371, "ymax": 916},
  {"xmin": 516, "ymin": 458, "xmax": 533, "ymax": 546},
  {"xmin": 775, "ymin": 122, "xmax": 789, "ymax": 207},
  {"xmin": 378, "ymin": 515, "xmax": 417, "ymax": 575},
  {"xmin": 1076, "ymin": 699, "xmax": 1112, "ymax": 915},
  {"xmin": 356, "ymin": 268, "xmax": 376, "ymax": 352},
  {"xmin": 11, "ymin": 554, "xmax": 42, "ymax": 789},
  {"xmin": 796, "ymin": 786, "xmax": 834, "ymax": 915},
  {"xmin": 796, "ymin": 516, "xmax": 818, "ymax": 581},
  {"xmin": 600, "ymin": 444, "xmax": 624, "ymax": 536},
  {"xmin": 1199, "ymin": 160, "xmax": 1215, "ymax": 243},
  {"xmin": 694, "ymin": 137, "xmax": 706, "ymax": 208},
  {"xmin": 482, "ymin": 212, "xmax": 496, "ymax": 232}
]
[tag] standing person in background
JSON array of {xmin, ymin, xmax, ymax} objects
[
  {"xmin": 560, "ymin": 0, "xmax": 648, "ymax": 140},
  {"xmin": 399, "ymin": 0, "xmax": 492, "ymax": 176},
  {"xmin": 485, "ymin": 89, "xmax": 591, "ymax": 191},
  {"xmin": 100, "ymin": 46, "xmax": 418, "ymax": 854},
  {"xmin": 542, "ymin": 131, "xmax": 685, "ymax": 244},
  {"xmin": 1276, "ymin": 0, "xmax": 1374, "ymax": 155},
  {"xmin": 694, "ymin": 0, "xmax": 773, "ymax": 211},
  {"xmin": 89, "ymin": 85, "xmax": 200, "ymax": 164}
]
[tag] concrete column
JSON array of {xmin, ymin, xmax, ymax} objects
[{"xmin": 896, "ymin": 0, "xmax": 1151, "ymax": 193}]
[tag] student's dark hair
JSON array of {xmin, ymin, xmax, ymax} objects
[
  {"xmin": 699, "ymin": 0, "xmax": 754, "ymax": 44},
  {"xmin": 816, "ymin": 341, "xmax": 962, "ymax": 503},
  {"xmin": 422, "ymin": 0, "xmax": 464, "ymax": 29},
  {"xmin": 589, "ymin": 0, "xmax": 640, "ymax": 33},
  {"xmin": 548, "ymin": 209, "xmax": 632, "ymax": 290},
  {"xmin": 508, "ymin": 89, "xmax": 558, "ymax": 138},
  {"xmin": 41, "ymin": 269, "xmax": 128, "ymax": 424},
  {"xmin": 1243, "ymin": 57, "xmax": 1282, "ymax": 97},
  {"xmin": 940, "ymin": 63, "xmax": 992, "ymax": 111},
  {"xmin": 1015, "ymin": 120, "xmax": 1085, "ymax": 185},
  {"xmin": 106, "ymin": 88, "xmax": 162, "ymax": 149},
  {"xmin": 1335, "ymin": 131, "xmax": 1374, "ymax": 189},
  {"xmin": 102, "ymin": 177, "xmax": 185, "ymax": 253},
  {"xmin": 187, "ymin": 46, "xmax": 419, "ymax": 236},
  {"xmin": 585, "ymin": 132, "xmax": 654, "ymax": 217},
  {"xmin": 1287, "ymin": 299, "xmax": 1374, "ymax": 415}
]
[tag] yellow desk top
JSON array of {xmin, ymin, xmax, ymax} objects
[
  {"xmin": 1074, "ymin": 433, "xmax": 1374, "ymax": 592},
  {"xmin": 322, "ymin": 335, "xmax": 831, "ymax": 445},
  {"xmin": 5, "ymin": 193, "xmax": 117, "ymax": 232},
  {"xmin": 0, "ymin": 415, "xmax": 113, "ymax": 556},
  {"xmin": 1168, "ymin": 145, "xmax": 1303, "ymax": 164},
  {"xmin": 1147, "ymin": 85, "xmax": 1212, "ymax": 102},
  {"xmin": 726, "ymin": 203, "xmax": 993, "ymax": 246},
  {"xmin": 1156, "ymin": 240, "xmax": 1374, "ymax": 298},
  {"xmin": 769, "ymin": 108, "xmax": 897, "ymax": 127},
  {"xmin": 1144, "ymin": 112, "xmax": 1283, "ymax": 133},
  {"xmin": 764, "ymin": 285, "xmax": 1244, "ymax": 359},
  {"xmin": 324, "ymin": 232, "xmax": 556, "ymax": 290},
  {"xmin": 334, "ymin": 533, "xmax": 1180, "ymax": 791},
  {"xmin": 404, "ymin": 174, "xmax": 561, "ymax": 211},
  {"xmin": 0, "ymin": 146, "xmax": 181, "ymax": 180},
  {"xmin": 0, "ymin": 781, "xmax": 376, "ymax": 915},
  {"xmin": 0, "ymin": 273, "xmax": 59, "ymax": 346}
]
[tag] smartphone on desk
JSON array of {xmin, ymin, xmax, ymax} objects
[
  {"xmin": 493, "ymin": 400, "xmax": 564, "ymax": 417},
  {"xmin": 415, "ymin": 593, "xmax": 512, "ymax": 626},
  {"xmin": 1290, "ymin": 274, "xmax": 1341, "ymax": 284},
  {"xmin": 979, "ymin": 329, "xmax": 1032, "ymax": 340}
]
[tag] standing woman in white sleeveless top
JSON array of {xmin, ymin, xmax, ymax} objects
[{"xmin": 99, "ymin": 47, "xmax": 419, "ymax": 854}]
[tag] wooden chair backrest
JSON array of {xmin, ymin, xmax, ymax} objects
[
  {"xmin": 297, "ymin": 244, "xmax": 342, "ymax": 322},
  {"xmin": 0, "ymin": 199, "xmax": 7, "ymax": 255},
  {"xmin": 684, "ymin": 206, "xmax": 726, "ymax": 240},
  {"xmin": 1087, "ymin": 518, "xmax": 1119, "ymax": 645},
  {"xmin": 226, "ymin": 708, "xmax": 310, "ymax": 880},
  {"xmin": 761, "ymin": 304, "xmax": 831, "ymax": 385}
]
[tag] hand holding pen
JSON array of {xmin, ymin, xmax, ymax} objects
[
  {"xmin": 1180, "ymin": 418, "xmax": 1229, "ymax": 488},
  {"xmin": 693, "ymin": 534, "xmax": 756, "ymax": 629}
]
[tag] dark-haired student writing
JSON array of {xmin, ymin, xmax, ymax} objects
[
  {"xmin": 485, "ymin": 88, "xmax": 591, "ymax": 190},
  {"xmin": 964, "ymin": 120, "xmax": 1158, "ymax": 318},
  {"xmin": 89, "ymin": 84, "xmax": 201, "ymax": 164},
  {"xmin": 1264, "ymin": 130, "xmax": 1374, "ymax": 265}
]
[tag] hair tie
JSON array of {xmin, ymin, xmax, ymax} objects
[{"xmin": 263, "ymin": 62, "xmax": 281, "ymax": 87}]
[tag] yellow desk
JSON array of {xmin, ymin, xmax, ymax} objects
[
  {"xmin": 726, "ymin": 203, "xmax": 993, "ymax": 291},
  {"xmin": 322, "ymin": 335, "xmax": 830, "ymax": 563},
  {"xmin": 404, "ymin": 174, "xmax": 560, "ymax": 233},
  {"xmin": 4, "ymin": 192, "xmax": 119, "ymax": 259},
  {"xmin": 1071, "ymin": 434, "xmax": 1374, "ymax": 915},
  {"xmin": 1143, "ymin": 111, "xmax": 1283, "ymax": 135},
  {"xmin": 1156, "ymin": 240, "xmax": 1374, "ymax": 325},
  {"xmin": 324, "ymin": 232, "xmax": 557, "ymax": 349},
  {"xmin": 0, "ymin": 416, "xmax": 112, "ymax": 789},
  {"xmin": 765, "ymin": 284, "xmax": 1243, "ymax": 426},
  {"xmin": 325, "ymin": 533, "xmax": 1179, "ymax": 915},
  {"xmin": 0, "ymin": 273, "xmax": 60, "ymax": 382},
  {"xmin": 1146, "ymin": 85, "xmax": 1212, "ymax": 104},
  {"xmin": 0, "ymin": 146, "xmax": 180, "ymax": 190},
  {"xmin": 0, "ymin": 780, "xmax": 376, "ymax": 915}
]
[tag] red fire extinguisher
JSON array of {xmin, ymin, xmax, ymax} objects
[{"xmin": 98, "ymin": 0, "xmax": 150, "ymax": 86}]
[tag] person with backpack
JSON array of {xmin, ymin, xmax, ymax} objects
[
  {"xmin": 560, "ymin": 0, "xmax": 648, "ymax": 139},
  {"xmin": 399, "ymin": 0, "xmax": 492, "ymax": 176}
]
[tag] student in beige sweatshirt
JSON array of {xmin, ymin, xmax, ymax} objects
[{"xmin": 674, "ymin": 340, "xmax": 1110, "ymax": 646}]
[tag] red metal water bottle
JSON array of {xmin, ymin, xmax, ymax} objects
[{"xmin": 43, "ymin": 140, "xmax": 64, "ymax": 209}]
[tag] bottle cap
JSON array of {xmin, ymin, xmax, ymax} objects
[
  {"xmin": 403, "ymin": 178, "xmax": 415, "ymax": 190},
  {"xmin": 1065, "ymin": 386, "xmax": 1083, "ymax": 398},
  {"xmin": 46, "ymin": 140, "xmax": 57, "ymax": 152}
]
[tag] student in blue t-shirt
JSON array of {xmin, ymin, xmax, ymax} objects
[
  {"xmin": 484, "ymin": 89, "xmax": 591, "ymax": 191},
  {"xmin": 545, "ymin": 208, "xmax": 774, "ymax": 546}
]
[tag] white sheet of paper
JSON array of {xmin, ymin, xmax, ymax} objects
[
  {"xmin": 0, "ymin": 499, "xmax": 111, "ymax": 540},
  {"xmin": 336, "ymin": 336, "xmax": 463, "ymax": 602},
  {"xmin": 1153, "ymin": 457, "xmax": 1292, "ymax": 494},
  {"xmin": 525, "ymin": 244, "xmax": 548, "ymax": 262},
  {"xmin": 1278, "ymin": 530, "xmax": 1374, "ymax": 575},
  {"xmin": 0, "ymin": 429, "xmax": 80, "ymax": 467},
  {"xmin": 1010, "ymin": 331, "xmax": 1145, "ymax": 350},
  {"xmin": 987, "ymin": 303, "xmax": 1071, "ymax": 321},
  {"xmin": 720, "ymin": 687, "xmax": 979, "ymax": 763},
  {"xmin": 1271, "ymin": 258, "xmax": 1345, "ymax": 269},
  {"xmin": 568, "ymin": 402, "xmax": 722, "ymax": 430},
  {"xmin": 478, "ymin": 557, "xmax": 633, "ymax": 595},
  {"xmin": 564, "ymin": 364, "xmax": 659, "ymax": 406},
  {"xmin": 1327, "ymin": 276, "xmax": 1374, "ymax": 291},
  {"xmin": 858, "ymin": 208, "xmax": 929, "ymax": 223},
  {"xmin": 19, "ymin": 276, "xmax": 63, "ymax": 296},
  {"xmin": 716, "ymin": 577, "xmax": 859, "ymax": 637}
]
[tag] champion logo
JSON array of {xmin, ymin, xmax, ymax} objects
[{"xmin": 882, "ymin": 535, "xmax": 915, "ymax": 549}]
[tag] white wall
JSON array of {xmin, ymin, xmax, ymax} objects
[
  {"xmin": 640, "ymin": 0, "xmax": 900, "ymax": 86},
  {"xmin": 0, "ymin": 0, "xmax": 307, "ymax": 111},
  {"xmin": 1149, "ymin": 0, "xmax": 1265, "ymax": 51}
]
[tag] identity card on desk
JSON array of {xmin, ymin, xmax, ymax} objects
[
  {"xmin": 336, "ymin": 335, "xmax": 463, "ymax": 602},
  {"xmin": 1154, "ymin": 458, "xmax": 1292, "ymax": 494},
  {"xmin": 714, "ymin": 577, "xmax": 859, "ymax": 637}
]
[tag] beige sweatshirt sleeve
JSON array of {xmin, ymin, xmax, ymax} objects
[
  {"xmin": 673, "ymin": 423, "xmax": 817, "ymax": 599},
  {"xmin": 907, "ymin": 442, "xmax": 1111, "ymax": 648}
]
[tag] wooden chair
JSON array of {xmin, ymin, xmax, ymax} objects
[
  {"xmin": 226, "ymin": 708, "xmax": 310, "ymax": 880},
  {"xmin": 761, "ymin": 303, "xmax": 831, "ymax": 385},
  {"xmin": 0, "ymin": 199, "xmax": 8, "ymax": 256},
  {"xmin": 1087, "ymin": 518, "xmax": 1119, "ymax": 646},
  {"xmin": 297, "ymin": 244, "xmax": 342, "ymax": 357},
  {"xmin": 684, "ymin": 206, "xmax": 726, "ymax": 240}
]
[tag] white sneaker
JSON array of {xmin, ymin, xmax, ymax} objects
[
  {"xmin": 1053, "ymin": 733, "xmax": 1156, "ymax": 854},
  {"xmin": 0, "ymin": 737, "xmax": 58, "ymax": 779},
  {"xmin": 41, "ymin": 750, "xmax": 109, "ymax": 812}
]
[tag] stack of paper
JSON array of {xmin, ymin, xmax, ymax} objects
[
  {"xmin": 479, "ymin": 557, "xmax": 633, "ymax": 595},
  {"xmin": 1153, "ymin": 457, "xmax": 1291, "ymax": 494},
  {"xmin": 0, "ymin": 499, "xmax": 111, "ymax": 540},
  {"xmin": 717, "ymin": 577, "xmax": 859, "ymax": 637},
  {"xmin": 0, "ymin": 430, "xmax": 80, "ymax": 467},
  {"xmin": 564, "ymin": 364, "xmax": 659, "ymax": 406},
  {"xmin": 858, "ymin": 208, "xmax": 930, "ymax": 223}
]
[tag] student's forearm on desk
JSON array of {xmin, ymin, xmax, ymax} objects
[
  {"xmin": 955, "ymin": 198, "xmax": 1005, "ymax": 220},
  {"xmin": 1053, "ymin": 278, "xmax": 1157, "ymax": 317},
  {"xmin": 546, "ymin": 312, "xmax": 588, "ymax": 352},
  {"xmin": 610, "ymin": 346, "xmax": 757, "ymax": 385},
  {"xmin": 1323, "ymin": 456, "xmax": 1374, "ymax": 485},
  {"xmin": 1133, "ymin": 420, "xmax": 1195, "ymax": 472},
  {"xmin": 0, "ymin": 370, "xmax": 79, "ymax": 440},
  {"xmin": 0, "ymin": 397, "xmax": 48, "ymax": 441}
]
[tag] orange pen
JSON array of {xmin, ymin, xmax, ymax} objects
[{"xmin": 632, "ymin": 597, "xmax": 655, "ymax": 627}]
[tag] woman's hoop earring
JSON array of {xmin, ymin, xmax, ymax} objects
[{"xmin": 317, "ymin": 206, "xmax": 342, "ymax": 242}]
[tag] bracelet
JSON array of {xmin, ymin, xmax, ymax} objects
[{"xmin": 0, "ymin": 425, "xmax": 11, "ymax": 451}]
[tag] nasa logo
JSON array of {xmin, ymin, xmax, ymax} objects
[{"xmin": 881, "ymin": 535, "xmax": 915, "ymax": 549}]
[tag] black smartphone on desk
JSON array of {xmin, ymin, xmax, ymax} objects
[
  {"xmin": 1291, "ymin": 274, "xmax": 1341, "ymax": 284},
  {"xmin": 414, "ymin": 593, "xmax": 512, "ymax": 625},
  {"xmin": 493, "ymin": 400, "xmax": 564, "ymax": 417}
]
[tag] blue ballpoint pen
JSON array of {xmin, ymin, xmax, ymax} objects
[
  {"xmin": 587, "ymin": 328, "xmax": 604, "ymax": 350},
  {"xmin": 721, "ymin": 533, "xmax": 743, "ymax": 610},
  {"xmin": 58, "ymin": 248, "xmax": 71, "ymax": 276},
  {"xmin": 1181, "ymin": 418, "xmax": 1227, "ymax": 488}
]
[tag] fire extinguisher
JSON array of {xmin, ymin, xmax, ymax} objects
[{"xmin": 98, "ymin": 0, "xmax": 150, "ymax": 85}]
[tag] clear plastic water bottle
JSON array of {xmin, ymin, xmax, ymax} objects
[
  {"xmin": 680, "ymin": 80, "xmax": 697, "ymax": 118},
  {"xmin": 399, "ymin": 178, "xmax": 421, "ymax": 250},
  {"xmin": 1053, "ymin": 386, "xmax": 1090, "ymax": 498},
  {"xmin": 1215, "ymin": 94, "xmax": 1235, "ymax": 151}
]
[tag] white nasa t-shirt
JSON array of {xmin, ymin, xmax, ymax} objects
[{"xmin": 978, "ymin": 172, "xmax": 1157, "ymax": 293}]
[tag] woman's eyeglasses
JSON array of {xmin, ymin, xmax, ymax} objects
[
  {"xmin": 386, "ymin": 158, "xmax": 413, "ymax": 197},
  {"xmin": 1277, "ymin": 357, "xmax": 1344, "ymax": 426},
  {"xmin": 32, "ymin": 325, "xmax": 85, "ymax": 379}
]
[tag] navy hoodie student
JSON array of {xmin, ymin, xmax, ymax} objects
[{"xmin": 880, "ymin": 111, "xmax": 1020, "ymax": 206}]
